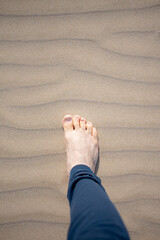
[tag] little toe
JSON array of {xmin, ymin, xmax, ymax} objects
[
  {"xmin": 86, "ymin": 121, "xmax": 93, "ymax": 134},
  {"xmin": 80, "ymin": 117, "xmax": 86, "ymax": 130},
  {"xmin": 63, "ymin": 114, "xmax": 73, "ymax": 131},
  {"xmin": 92, "ymin": 127, "xmax": 98, "ymax": 139},
  {"xmin": 73, "ymin": 115, "xmax": 80, "ymax": 130}
]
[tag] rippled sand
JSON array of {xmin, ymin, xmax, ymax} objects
[{"xmin": 0, "ymin": 1, "xmax": 160, "ymax": 239}]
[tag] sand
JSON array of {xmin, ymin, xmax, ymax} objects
[{"xmin": 0, "ymin": 0, "xmax": 160, "ymax": 239}]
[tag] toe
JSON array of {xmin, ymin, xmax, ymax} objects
[
  {"xmin": 92, "ymin": 127, "xmax": 98, "ymax": 138},
  {"xmin": 73, "ymin": 115, "xmax": 80, "ymax": 130},
  {"xmin": 86, "ymin": 121, "xmax": 93, "ymax": 134},
  {"xmin": 63, "ymin": 114, "xmax": 73, "ymax": 131},
  {"xmin": 80, "ymin": 117, "xmax": 86, "ymax": 130}
]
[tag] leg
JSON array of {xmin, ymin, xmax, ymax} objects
[
  {"xmin": 62, "ymin": 114, "xmax": 130, "ymax": 240},
  {"xmin": 67, "ymin": 164, "xmax": 130, "ymax": 240}
]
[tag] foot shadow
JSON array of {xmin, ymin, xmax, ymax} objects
[{"xmin": 95, "ymin": 145, "xmax": 100, "ymax": 175}]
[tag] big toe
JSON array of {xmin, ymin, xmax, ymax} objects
[{"xmin": 63, "ymin": 114, "xmax": 73, "ymax": 131}]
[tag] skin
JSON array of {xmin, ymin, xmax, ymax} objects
[{"xmin": 62, "ymin": 114, "xmax": 99, "ymax": 178}]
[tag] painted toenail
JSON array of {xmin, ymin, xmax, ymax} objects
[
  {"xmin": 81, "ymin": 118, "xmax": 85, "ymax": 121},
  {"xmin": 65, "ymin": 117, "xmax": 72, "ymax": 122}
]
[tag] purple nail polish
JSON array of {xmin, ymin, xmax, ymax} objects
[{"xmin": 65, "ymin": 117, "xmax": 72, "ymax": 122}]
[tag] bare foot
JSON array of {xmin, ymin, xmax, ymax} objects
[{"xmin": 62, "ymin": 114, "xmax": 99, "ymax": 177}]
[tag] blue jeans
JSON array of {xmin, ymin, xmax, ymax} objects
[{"xmin": 67, "ymin": 164, "xmax": 130, "ymax": 240}]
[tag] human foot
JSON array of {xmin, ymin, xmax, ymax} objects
[{"xmin": 62, "ymin": 114, "xmax": 99, "ymax": 177}]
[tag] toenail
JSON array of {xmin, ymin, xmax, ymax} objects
[
  {"xmin": 65, "ymin": 117, "xmax": 72, "ymax": 122},
  {"xmin": 81, "ymin": 118, "xmax": 85, "ymax": 121},
  {"xmin": 75, "ymin": 115, "xmax": 80, "ymax": 119}
]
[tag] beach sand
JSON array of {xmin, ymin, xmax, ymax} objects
[{"xmin": 0, "ymin": 0, "xmax": 160, "ymax": 239}]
